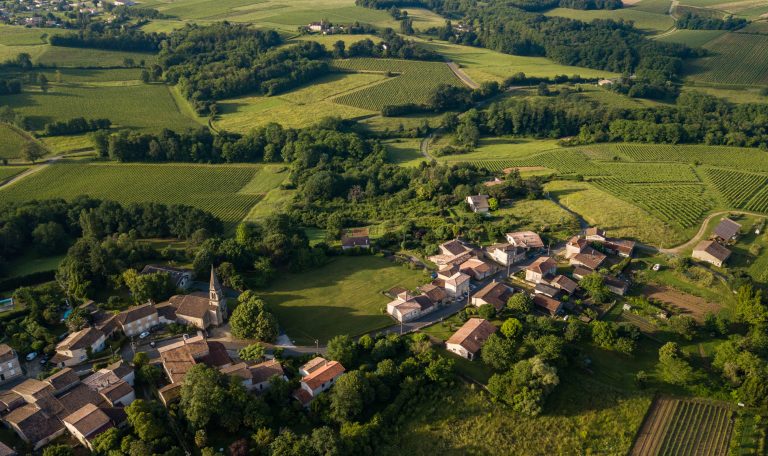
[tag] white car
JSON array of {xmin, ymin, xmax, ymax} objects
[
  {"xmin": 139, "ymin": 331, "xmax": 150, "ymax": 339},
  {"xmin": 652, "ymin": 264, "xmax": 661, "ymax": 271},
  {"xmin": 25, "ymin": 352, "xmax": 37, "ymax": 361}
]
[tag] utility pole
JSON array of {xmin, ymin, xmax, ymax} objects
[{"xmin": 315, "ymin": 339, "xmax": 319, "ymax": 354}]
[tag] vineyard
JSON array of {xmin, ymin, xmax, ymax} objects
[
  {"xmin": 689, "ymin": 32, "xmax": 768, "ymax": 86},
  {"xmin": 601, "ymin": 144, "xmax": 768, "ymax": 173},
  {"xmin": 0, "ymin": 162, "xmax": 274, "ymax": 226},
  {"xmin": 743, "ymin": 185, "xmax": 768, "ymax": 213},
  {"xmin": 332, "ymin": 58, "xmax": 464, "ymax": 110},
  {"xmin": 0, "ymin": 166, "xmax": 27, "ymax": 182},
  {"xmin": 705, "ymin": 168, "xmax": 768, "ymax": 208},
  {"xmin": 0, "ymin": 123, "xmax": 30, "ymax": 159},
  {"xmin": 595, "ymin": 162, "xmax": 700, "ymax": 183},
  {"xmin": 631, "ymin": 397, "xmax": 734, "ymax": 456}
]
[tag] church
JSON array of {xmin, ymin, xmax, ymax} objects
[{"xmin": 157, "ymin": 266, "xmax": 228, "ymax": 330}]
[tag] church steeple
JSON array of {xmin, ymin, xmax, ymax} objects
[{"xmin": 209, "ymin": 265, "xmax": 222, "ymax": 304}]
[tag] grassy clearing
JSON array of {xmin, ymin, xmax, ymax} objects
[
  {"xmin": 435, "ymin": 137, "xmax": 562, "ymax": 163},
  {"xmin": 681, "ymin": 85, "xmax": 768, "ymax": 104},
  {"xmin": 416, "ymin": 39, "xmax": 619, "ymax": 83},
  {"xmin": 2, "ymin": 83, "xmax": 200, "ymax": 132},
  {"xmin": 389, "ymin": 378, "xmax": 652, "ymax": 455},
  {"xmin": 545, "ymin": 180, "xmax": 688, "ymax": 246},
  {"xmin": 237, "ymin": 165, "xmax": 288, "ymax": 194},
  {"xmin": 245, "ymin": 188, "xmax": 296, "ymax": 221},
  {"xmin": 5, "ymin": 252, "xmax": 65, "ymax": 277},
  {"xmin": 544, "ymin": 6, "xmax": 674, "ymax": 33},
  {"xmin": 0, "ymin": 25, "xmax": 64, "ymax": 46},
  {"xmin": 574, "ymin": 84, "xmax": 663, "ymax": 109},
  {"xmin": 0, "ymin": 43, "xmax": 47, "ymax": 63},
  {"xmin": 0, "ymin": 124, "xmax": 31, "ymax": 159},
  {"xmin": 258, "ymin": 255, "xmax": 428, "ymax": 344},
  {"xmin": 632, "ymin": 0, "xmax": 672, "ymax": 14},
  {"xmin": 34, "ymin": 46, "xmax": 157, "ymax": 67},
  {"xmin": 495, "ymin": 198, "xmax": 580, "ymax": 242},
  {"xmin": 0, "ymin": 161, "xmax": 275, "ymax": 226},
  {"xmin": 215, "ymin": 73, "xmax": 382, "ymax": 132},
  {"xmin": 333, "ymin": 58, "xmax": 463, "ymax": 110},
  {"xmin": 292, "ymin": 34, "xmax": 381, "ymax": 47},
  {"xmin": 655, "ymin": 29, "xmax": 726, "ymax": 47},
  {"xmin": 40, "ymin": 134, "xmax": 95, "ymax": 155},
  {"xmin": 358, "ymin": 111, "xmax": 444, "ymax": 133},
  {"xmin": 687, "ymin": 32, "xmax": 768, "ymax": 86},
  {"xmin": 384, "ymin": 138, "xmax": 426, "ymax": 167}
]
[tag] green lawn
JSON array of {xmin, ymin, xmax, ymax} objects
[
  {"xmin": 0, "ymin": 161, "xmax": 276, "ymax": 227},
  {"xmin": 1, "ymin": 82, "xmax": 200, "ymax": 132},
  {"xmin": 5, "ymin": 253, "xmax": 65, "ymax": 278},
  {"xmin": 258, "ymin": 256, "xmax": 429, "ymax": 344}
]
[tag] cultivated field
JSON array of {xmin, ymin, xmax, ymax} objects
[
  {"xmin": 643, "ymin": 285, "xmax": 720, "ymax": 322},
  {"xmin": 258, "ymin": 256, "xmax": 427, "ymax": 344},
  {"xmin": 0, "ymin": 166, "xmax": 28, "ymax": 182},
  {"xmin": 655, "ymin": 29, "xmax": 726, "ymax": 48},
  {"xmin": 35, "ymin": 46, "xmax": 157, "ymax": 67},
  {"xmin": 1, "ymin": 80, "xmax": 201, "ymax": 132},
  {"xmin": 0, "ymin": 162, "xmax": 282, "ymax": 226},
  {"xmin": 332, "ymin": 58, "xmax": 464, "ymax": 110},
  {"xmin": 687, "ymin": 32, "xmax": 768, "ymax": 85},
  {"xmin": 631, "ymin": 397, "xmax": 734, "ymax": 456},
  {"xmin": 0, "ymin": 124, "xmax": 31, "ymax": 159},
  {"xmin": 215, "ymin": 73, "xmax": 384, "ymax": 132},
  {"xmin": 544, "ymin": 6, "xmax": 674, "ymax": 33}
]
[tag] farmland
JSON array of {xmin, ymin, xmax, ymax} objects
[
  {"xmin": 258, "ymin": 255, "xmax": 427, "ymax": 344},
  {"xmin": 543, "ymin": 6, "xmax": 674, "ymax": 34},
  {"xmin": 332, "ymin": 58, "xmax": 464, "ymax": 110},
  {"xmin": 686, "ymin": 32, "xmax": 768, "ymax": 86},
  {"xmin": 0, "ymin": 162, "xmax": 282, "ymax": 226},
  {"xmin": 0, "ymin": 166, "xmax": 27, "ymax": 182},
  {"xmin": 630, "ymin": 397, "xmax": 734, "ymax": 456},
  {"xmin": 655, "ymin": 29, "xmax": 726, "ymax": 48},
  {"xmin": 0, "ymin": 124, "xmax": 30, "ymax": 159}
]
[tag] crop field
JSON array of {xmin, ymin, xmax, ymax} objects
[
  {"xmin": 0, "ymin": 166, "xmax": 27, "ymax": 182},
  {"xmin": 632, "ymin": 0, "xmax": 672, "ymax": 14},
  {"xmin": 601, "ymin": 143, "xmax": 768, "ymax": 173},
  {"xmin": 543, "ymin": 7, "xmax": 674, "ymax": 34},
  {"xmin": 332, "ymin": 58, "xmax": 464, "ymax": 110},
  {"xmin": 595, "ymin": 162, "xmax": 700, "ymax": 183},
  {"xmin": 0, "ymin": 162, "xmax": 278, "ymax": 226},
  {"xmin": 435, "ymin": 137, "xmax": 562, "ymax": 163},
  {"xmin": 34, "ymin": 46, "xmax": 157, "ymax": 67},
  {"xmin": 258, "ymin": 256, "xmax": 426, "ymax": 344},
  {"xmin": 215, "ymin": 73, "xmax": 383, "ymax": 132},
  {"xmin": 2, "ymin": 82, "xmax": 200, "ymax": 132},
  {"xmin": 742, "ymin": 185, "xmax": 768, "ymax": 213},
  {"xmin": 0, "ymin": 124, "xmax": 31, "ymax": 159},
  {"xmin": 704, "ymin": 168, "xmax": 768, "ymax": 208},
  {"xmin": 655, "ymin": 29, "xmax": 726, "ymax": 47},
  {"xmin": 630, "ymin": 397, "xmax": 734, "ymax": 456},
  {"xmin": 464, "ymin": 148, "xmax": 607, "ymax": 176},
  {"xmin": 687, "ymin": 32, "xmax": 768, "ymax": 85},
  {"xmin": 416, "ymin": 39, "xmax": 619, "ymax": 83}
]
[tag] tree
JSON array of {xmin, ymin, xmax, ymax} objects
[
  {"xmin": 38, "ymin": 73, "xmax": 49, "ymax": 93},
  {"xmin": 591, "ymin": 321, "xmax": 617, "ymax": 348},
  {"xmin": 194, "ymin": 429, "xmax": 208, "ymax": 448},
  {"xmin": 669, "ymin": 315, "xmax": 697, "ymax": 340},
  {"xmin": 332, "ymin": 40, "xmax": 345, "ymax": 58},
  {"xmin": 310, "ymin": 426, "xmax": 340, "ymax": 456},
  {"xmin": 658, "ymin": 342, "xmax": 694, "ymax": 385},
  {"xmin": 32, "ymin": 221, "xmax": 68, "ymax": 253},
  {"xmin": 326, "ymin": 335, "xmax": 357, "ymax": 367},
  {"xmin": 478, "ymin": 303, "xmax": 496, "ymax": 319},
  {"xmin": 42, "ymin": 445, "xmax": 73, "ymax": 456},
  {"xmin": 230, "ymin": 295, "xmax": 278, "ymax": 342},
  {"xmin": 488, "ymin": 197, "xmax": 499, "ymax": 211},
  {"xmin": 180, "ymin": 364, "xmax": 227, "ymax": 428},
  {"xmin": 735, "ymin": 285, "xmax": 767, "ymax": 327},
  {"xmin": 564, "ymin": 319, "xmax": 587, "ymax": 342},
  {"xmin": 238, "ymin": 343, "xmax": 265, "ymax": 361},
  {"xmin": 481, "ymin": 333, "xmax": 518, "ymax": 371},
  {"xmin": 501, "ymin": 318, "xmax": 523, "ymax": 339},
  {"xmin": 507, "ymin": 293, "xmax": 533, "ymax": 313},
  {"xmin": 122, "ymin": 269, "xmax": 174, "ymax": 303},
  {"xmin": 22, "ymin": 141, "xmax": 45, "ymax": 164},
  {"xmin": 487, "ymin": 357, "xmax": 559, "ymax": 416},
  {"xmin": 580, "ymin": 273, "xmax": 610, "ymax": 303},
  {"xmin": 91, "ymin": 427, "xmax": 121, "ymax": 454},
  {"xmin": 126, "ymin": 399, "xmax": 166, "ymax": 441},
  {"xmin": 140, "ymin": 69, "xmax": 150, "ymax": 83},
  {"xmin": 330, "ymin": 370, "xmax": 373, "ymax": 423}
]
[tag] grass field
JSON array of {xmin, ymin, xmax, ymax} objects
[
  {"xmin": 333, "ymin": 58, "xmax": 463, "ymax": 110},
  {"xmin": 0, "ymin": 124, "xmax": 31, "ymax": 159},
  {"xmin": 687, "ymin": 32, "xmax": 768, "ymax": 85},
  {"xmin": 416, "ymin": 39, "xmax": 620, "ymax": 83},
  {"xmin": 258, "ymin": 256, "xmax": 427, "ymax": 344},
  {"xmin": 544, "ymin": 6, "xmax": 674, "ymax": 34},
  {"xmin": 39, "ymin": 134, "xmax": 95, "ymax": 155},
  {"xmin": 35, "ymin": 46, "xmax": 157, "ymax": 67},
  {"xmin": 0, "ymin": 24, "xmax": 63, "ymax": 46},
  {"xmin": 1, "ymin": 82, "xmax": 201, "ymax": 132},
  {"xmin": 245, "ymin": 188, "xmax": 296, "ymax": 221},
  {"xmin": 655, "ymin": 29, "xmax": 727, "ymax": 47},
  {"xmin": 215, "ymin": 73, "xmax": 383, "ymax": 132},
  {"xmin": 385, "ymin": 138, "xmax": 426, "ymax": 167},
  {"xmin": 435, "ymin": 137, "xmax": 562, "ymax": 163},
  {"xmin": 632, "ymin": 0, "xmax": 672, "ymax": 14},
  {"xmin": 389, "ymin": 377, "xmax": 652, "ymax": 455},
  {"xmin": 630, "ymin": 397, "xmax": 734, "ymax": 456},
  {"xmin": 0, "ymin": 162, "xmax": 282, "ymax": 226}
]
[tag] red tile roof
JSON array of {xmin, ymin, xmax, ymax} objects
[{"xmin": 302, "ymin": 361, "xmax": 345, "ymax": 391}]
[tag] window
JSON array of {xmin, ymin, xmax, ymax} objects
[
  {"xmin": 6, "ymin": 362, "xmax": 11, "ymax": 368},
  {"xmin": 9, "ymin": 369, "xmax": 14, "ymax": 376}
]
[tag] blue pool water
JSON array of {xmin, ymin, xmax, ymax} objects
[{"xmin": 62, "ymin": 308, "xmax": 72, "ymax": 319}]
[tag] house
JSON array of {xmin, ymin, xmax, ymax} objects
[
  {"xmin": 307, "ymin": 21, "xmax": 328, "ymax": 33},
  {"xmin": 44, "ymin": 368, "xmax": 80, "ymax": 396},
  {"xmin": 505, "ymin": 231, "xmax": 544, "ymax": 250},
  {"xmin": 525, "ymin": 256, "xmax": 557, "ymax": 284},
  {"xmin": 571, "ymin": 266, "xmax": 594, "ymax": 280},
  {"xmin": 0, "ymin": 344, "xmax": 22, "ymax": 385},
  {"xmin": 293, "ymin": 358, "xmax": 345, "ymax": 407},
  {"xmin": 98, "ymin": 380, "xmax": 135, "ymax": 407},
  {"xmin": 386, "ymin": 291, "xmax": 437, "ymax": 323},
  {"xmin": 692, "ymin": 240, "xmax": 731, "ymax": 267},
  {"xmin": 429, "ymin": 239, "xmax": 473, "ymax": 266},
  {"xmin": 471, "ymin": 281, "xmax": 513, "ymax": 311},
  {"xmin": 467, "ymin": 195, "xmax": 490, "ymax": 213},
  {"xmin": 713, "ymin": 218, "xmax": 741, "ymax": 242},
  {"xmin": 550, "ymin": 275, "xmax": 578, "ymax": 295},
  {"xmin": 0, "ymin": 441, "xmax": 16, "ymax": 456},
  {"xmin": 569, "ymin": 247, "xmax": 607, "ymax": 270},
  {"xmin": 157, "ymin": 267, "xmax": 228, "ymax": 330},
  {"xmin": 157, "ymin": 333, "xmax": 231, "ymax": 386},
  {"xmin": 565, "ymin": 236, "xmax": 588, "ymax": 258},
  {"xmin": 62, "ymin": 403, "xmax": 126, "ymax": 451},
  {"xmin": 3, "ymin": 403, "xmax": 66, "ymax": 449},
  {"xmin": 534, "ymin": 283, "xmax": 561, "ymax": 299},
  {"xmin": 249, "ymin": 359, "xmax": 287, "ymax": 392},
  {"xmin": 51, "ymin": 327, "xmax": 106, "ymax": 368},
  {"xmin": 299, "ymin": 357, "xmax": 327, "ymax": 377},
  {"xmin": 534, "ymin": 295, "xmax": 563, "ymax": 317},
  {"xmin": 604, "ymin": 276, "xmax": 629, "ymax": 296},
  {"xmin": 598, "ymin": 79, "xmax": 614, "ymax": 86},
  {"xmin": 341, "ymin": 235, "xmax": 370, "ymax": 250},
  {"xmin": 115, "ymin": 303, "xmax": 159, "ymax": 337},
  {"xmin": 584, "ymin": 227, "xmax": 606, "ymax": 242},
  {"xmin": 459, "ymin": 257, "xmax": 494, "ymax": 280},
  {"xmin": 83, "ymin": 361, "xmax": 135, "ymax": 391},
  {"xmin": 435, "ymin": 265, "xmax": 471, "ymax": 298},
  {"xmin": 141, "ymin": 265, "xmax": 193, "ymax": 290},
  {"xmin": 419, "ymin": 284, "xmax": 449, "ymax": 305},
  {"xmin": 445, "ymin": 318, "xmax": 497, "ymax": 360},
  {"xmin": 603, "ymin": 238, "xmax": 636, "ymax": 257},
  {"xmin": 486, "ymin": 243, "xmax": 526, "ymax": 266}
]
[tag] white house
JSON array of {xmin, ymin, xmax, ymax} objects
[
  {"xmin": 52, "ymin": 327, "xmax": 106, "ymax": 367},
  {"xmin": 386, "ymin": 292, "xmax": 437, "ymax": 323},
  {"xmin": 486, "ymin": 243, "xmax": 526, "ymax": 267},
  {"xmin": 445, "ymin": 318, "xmax": 497, "ymax": 360},
  {"xmin": 525, "ymin": 256, "xmax": 557, "ymax": 284},
  {"xmin": 692, "ymin": 240, "xmax": 731, "ymax": 267},
  {"xmin": 115, "ymin": 303, "xmax": 159, "ymax": 337},
  {"xmin": 466, "ymin": 195, "xmax": 490, "ymax": 213},
  {"xmin": 293, "ymin": 358, "xmax": 345, "ymax": 407},
  {"xmin": 436, "ymin": 265, "xmax": 470, "ymax": 297}
]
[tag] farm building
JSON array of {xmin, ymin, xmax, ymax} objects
[
  {"xmin": 526, "ymin": 257, "xmax": 557, "ymax": 284},
  {"xmin": 341, "ymin": 235, "xmax": 370, "ymax": 250},
  {"xmin": 471, "ymin": 281, "xmax": 513, "ymax": 311},
  {"xmin": 569, "ymin": 247, "xmax": 607, "ymax": 270},
  {"xmin": 584, "ymin": 227, "xmax": 606, "ymax": 242},
  {"xmin": 713, "ymin": 218, "xmax": 741, "ymax": 242},
  {"xmin": 466, "ymin": 195, "xmax": 490, "ymax": 213},
  {"xmin": 692, "ymin": 240, "xmax": 731, "ymax": 267},
  {"xmin": 445, "ymin": 318, "xmax": 497, "ymax": 361},
  {"xmin": 604, "ymin": 276, "xmax": 629, "ymax": 296}
]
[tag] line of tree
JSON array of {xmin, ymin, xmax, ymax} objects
[
  {"xmin": 676, "ymin": 12, "xmax": 748, "ymax": 31},
  {"xmin": 43, "ymin": 117, "xmax": 111, "ymax": 136},
  {"xmin": 503, "ymin": 0, "xmax": 622, "ymax": 12},
  {"xmin": 381, "ymin": 80, "xmax": 500, "ymax": 116},
  {"xmin": 334, "ymin": 29, "xmax": 442, "ymax": 60},
  {"xmin": 0, "ymin": 78, "xmax": 22, "ymax": 95},
  {"xmin": 49, "ymin": 22, "xmax": 166, "ymax": 52}
]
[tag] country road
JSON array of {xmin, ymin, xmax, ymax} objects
[
  {"xmin": 657, "ymin": 210, "xmax": 766, "ymax": 254},
  {"xmin": 447, "ymin": 61, "xmax": 480, "ymax": 89},
  {"xmin": 0, "ymin": 155, "xmax": 62, "ymax": 189},
  {"xmin": 420, "ymin": 135, "xmax": 434, "ymax": 160}
]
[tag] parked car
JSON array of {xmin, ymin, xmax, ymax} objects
[
  {"xmin": 25, "ymin": 352, "xmax": 37, "ymax": 361},
  {"xmin": 149, "ymin": 341, "xmax": 156, "ymax": 348},
  {"xmin": 139, "ymin": 331, "xmax": 150, "ymax": 339},
  {"xmin": 652, "ymin": 264, "xmax": 661, "ymax": 271}
]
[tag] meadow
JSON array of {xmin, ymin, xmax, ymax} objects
[
  {"xmin": 332, "ymin": 58, "xmax": 464, "ymax": 110},
  {"xmin": 0, "ymin": 162, "xmax": 282, "ymax": 226},
  {"xmin": 34, "ymin": 46, "xmax": 157, "ymax": 67},
  {"xmin": 655, "ymin": 29, "xmax": 726, "ymax": 48},
  {"xmin": 384, "ymin": 138, "xmax": 426, "ymax": 167},
  {"xmin": 257, "ymin": 255, "xmax": 428, "ymax": 344},
  {"xmin": 434, "ymin": 137, "xmax": 562, "ymax": 163},
  {"xmin": 0, "ymin": 124, "xmax": 31, "ymax": 160},
  {"xmin": 543, "ymin": 6, "xmax": 674, "ymax": 34},
  {"xmin": 686, "ymin": 32, "xmax": 768, "ymax": 86},
  {"xmin": 2, "ymin": 81, "xmax": 201, "ymax": 132},
  {"xmin": 415, "ymin": 39, "xmax": 619, "ymax": 83},
  {"xmin": 215, "ymin": 73, "xmax": 383, "ymax": 132}
]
